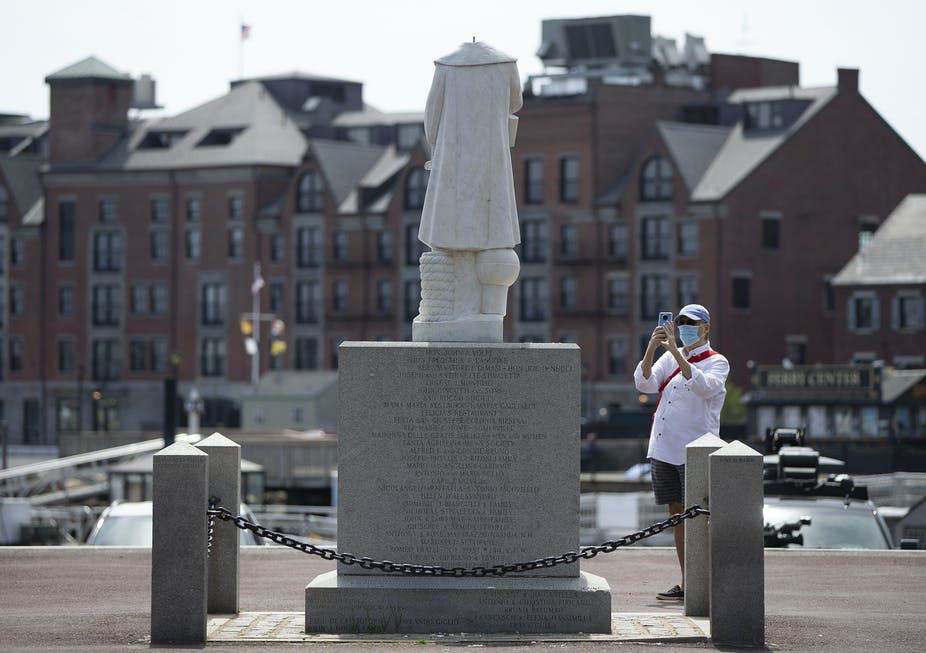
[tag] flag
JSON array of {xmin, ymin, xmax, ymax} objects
[
  {"xmin": 251, "ymin": 270, "xmax": 265, "ymax": 295},
  {"xmin": 240, "ymin": 23, "xmax": 251, "ymax": 40}
]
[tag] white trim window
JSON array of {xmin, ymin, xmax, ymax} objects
[
  {"xmin": 892, "ymin": 292, "xmax": 924, "ymax": 332},
  {"xmin": 848, "ymin": 291, "xmax": 880, "ymax": 332}
]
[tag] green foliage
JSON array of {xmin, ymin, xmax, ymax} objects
[{"xmin": 721, "ymin": 381, "xmax": 747, "ymax": 424}]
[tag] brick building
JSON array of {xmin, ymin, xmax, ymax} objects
[{"xmin": 2, "ymin": 14, "xmax": 926, "ymax": 446}]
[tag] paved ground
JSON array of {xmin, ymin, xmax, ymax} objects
[{"xmin": 1, "ymin": 546, "xmax": 924, "ymax": 652}]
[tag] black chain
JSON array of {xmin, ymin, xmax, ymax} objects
[{"xmin": 206, "ymin": 503, "xmax": 709, "ymax": 577}]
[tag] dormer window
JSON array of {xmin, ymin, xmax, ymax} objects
[
  {"xmin": 640, "ymin": 156, "xmax": 673, "ymax": 202},
  {"xmin": 196, "ymin": 127, "xmax": 245, "ymax": 147},
  {"xmin": 296, "ymin": 171, "xmax": 325, "ymax": 213},
  {"xmin": 744, "ymin": 102, "xmax": 784, "ymax": 130},
  {"xmin": 137, "ymin": 130, "xmax": 187, "ymax": 149}
]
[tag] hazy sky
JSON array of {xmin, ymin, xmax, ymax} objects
[{"xmin": 3, "ymin": 0, "xmax": 924, "ymax": 159}]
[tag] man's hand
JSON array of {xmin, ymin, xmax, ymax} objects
[{"xmin": 650, "ymin": 323, "xmax": 676, "ymax": 351}]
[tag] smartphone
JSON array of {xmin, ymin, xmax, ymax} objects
[{"xmin": 658, "ymin": 312, "xmax": 673, "ymax": 327}]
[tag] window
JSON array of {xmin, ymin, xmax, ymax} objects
[
  {"xmin": 332, "ymin": 279, "xmax": 348, "ymax": 313},
  {"xmin": 640, "ymin": 157, "xmax": 673, "ymax": 201},
  {"xmin": 185, "ymin": 196, "xmax": 201, "ymax": 222},
  {"xmin": 151, "ymin": 284, "xmax": 168, "ymax": 314},
  {"xmin": 58, "ymin": 285, "xmax": 74, "ymax": 317},
  {"xmin": 559, "ymin": 156, "xmax": 579, "ymax": 203},
  {"xmin": 197, "ymin": 127, "xmax": 244, "ymax": 147},
  {"xmin": 295, "ymin": 280, "xmax": 321, "ymax": 323},
  {"xmin": 823, "ymin": 276, "xmax": 835, "ymax": 313},
  {"xmin": 521, "ymin": 219, "xmax": 549, "ymax": 263},
  {"xmin": 296, "ymin": 227, "xmax": 321, "ymax": 267},
  {"xmin": 346, "ymin": 127, "xmax": 370, "ymax": 144},
  {"xmin": 560, "ymin": 224, "xmax": 577, "ymax": 257},
  {"xmin": 59, "ymin": 201, "xmax": 75, "ymax": 261},
  {"xmin": 228, "ymin": 225, "xmax": 244, "ymax": 259},
  {"xmin": 560, "ymin": 275, "xmax": 577, "ymax": 311},
  {"xmin": 859, "ymin": 221, "xmax": 878, "ymax": 250},
  {"xmin": 678, "ymin": 220, "xmax": 698, "ymax": 256},
  {"xmin": 848, "ymin": 292, "xmax": 880, "ymax": 331},
  {"xmin": 405, "ymin": 223, "xmax": 425, "ymax": 266},
  {"xmin": 404, "ymin": 280, "xmax": 421, "ymax": 322},
  {"xmin": 150, "ymin": 229, "xmax": 168, "ymax": 262},
  {"xmin": 607, "ymin": 276, "xmax": 629, "ymax": 314},
  {"xmin": 151, "ymin": 197, "xmax": 168, "ymax": 223},
  {"xmin": 377, "ymin": 279, "xmax": 393, "ymax": 314},
  {"xmin": 98, "ymin": 197, "xmax": 117, "ymax": 223},
  {"xmin": 0, "ymin": 184, "xmax": 8, "ymax": 221},
  {"xmin": 745, "ymin": 102, "xmax": 784, "ymax": 130},
  {"xmin": 520, "ymin": 277, "xmax": 548, "ymax": 322},
  {"xmin": 10, "ymin": 285, "xmax": 23, "ymax": 317},
  {"xmin": 893, "ymin": 294, "xmax": 925, "ymax": 331},
  {"xmin": 131, "ymin": 284, "xmax": 149, "ymax": 315},
  {"xmin": 93, "ymin": 230, "xmax": 123, "ymax": 271},
  {"xmin": 732, "ymin": 275, "xmax": 752, "ymax": 311},
  {"xmin": 228, "ymin": 195, "xmax": 243, "ymax": 220},
  {"xmin": 57, "ymin": 338, "xmax": 75, "ymax": 374},
  {"xmin": 185, "ymin": 227, "xmax": 201, "ymax": 261},
  {"xmin": 9, "ymin": 337, "xmax": 23, "ymax": 372},
  {"xmin": 332, "ymin": 230, "xmax": 348, "ymax": 261},
  {"xmin": 762, "ymin": 216, "xmax": 780, "ymax": 250},
  {"xmin": 377, "ymin": 230, "xmax": 393, "ymax": 263},
  {"xmin": 56, "ymin": 398, "xmax": 79, "ymax": 432},
  {"xmin": 130, "ymin": 339, "xmax": 147, "ymax": 373},
  {"xmin": 269, "ymin": 282, "xmax": 283, "ymax": 313},
  {"xmin": 10, "ymin": 236, "xmax": 23, "ymax": 266},
  {"xmin": 200, "ymin": 337, "xmax": 225, "ymax": 377},
  {"xmin": 92, "ymin": 285, "xmax": 121, "ymax": 326},
  {"xmin": 640, "ymin": 274, "xmax": 670, "ymax": 320},
  {"xmin": 524, "ymin": 158, "xmax": 544, "ymax": 204},
  {"xmin": 785, "ymin": 337, "xmax": 807, "ymax": 365},
  {"xmin": 608, "ymin": 223, "xmax": 628, "ymax": 260},
  {"xmin": 151, "ymin": 339, "xmax": 167, "ymax": 373},
  {"xmin": 608, "ymin": 337, "xmax": 628, "ymax": 376},
  {"xmin": 270, "ymin": 234, "xmax": 284, "ymax": 263},
  {"xmin": 201, "ymin": 283, "xmax": 226, "ymax": 326},
  {"xmin": 296, "ymin": 171, "xmax": 324, "ymax": 213},
  {"xmin": 641, "ymin": 216, "xmax": 670, "ymax": 260},
  {"xmin": 404, "ymin": 168, "xmax": 429, "ymax": 210},
  {"xmin": 677, "ymin": 274, "xmax": 699, "ymax": 307},
  {"xmin": 294, "ymin": 338, "xmax": 318, "ymax": 370},
  {"xmin": 91, "ymin": 339, "xmax": 121, "ymax": 381}
]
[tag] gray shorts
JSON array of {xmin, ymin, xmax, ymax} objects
[{"xmin": 650, "ymin": 458, "xmax": 685, "ymax": 505}]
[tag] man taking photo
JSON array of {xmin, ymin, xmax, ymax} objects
[{"xmin": 633, "ymin": 303, "xmax": 730, "ymax": 600}]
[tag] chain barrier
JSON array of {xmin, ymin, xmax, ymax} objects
[{"xmin": 206, "ymin": 501, "xmax": 709, "ymax": 577}]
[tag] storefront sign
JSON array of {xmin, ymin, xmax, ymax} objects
[{"xmin": 751, "ymin": 365, "xmax": 881, "ymax": 403}]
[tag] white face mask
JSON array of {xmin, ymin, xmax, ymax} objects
[{"xmin": 677, "ymin": 324, "xmax": 701, "ymax": 347}]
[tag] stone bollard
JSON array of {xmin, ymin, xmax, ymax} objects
[
  {"xmin": 151, "ymin": 441, "xmax": 209, "ymax": 644},
  {"xmin": 708, "ymin": 440, "xmax": 765, "ymax": 647},
  {"xmin": 684, "ymin": 433, "xmax": 727, "ymax": 618},
  {"xmin": 197, "ymin": 432, "xmax": 241, "ymax": 614}
]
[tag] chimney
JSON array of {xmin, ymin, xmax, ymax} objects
[
  {"xmin": 837, "ymin": 68, "xmax": 859, "ymax": 94},
  {"xmin": 45, "ymin": 56, "xmax": 134, "ymax": 165}
]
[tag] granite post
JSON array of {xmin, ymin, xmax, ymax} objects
[
  {"xmin": 306, "ymin": 342, "xmax": 611, "ymax": 634},
  {"xmin": 151, "ymin": 441, "xmax": 208, "ymax": 644},
  {"xmin": 709, "ymin": 440, "xmax": 765, "ymax": 647},
  {"xmin": 684, "ymin": 433, "xmax": 726, "ymax": 618},
  {"xmin": 197, "ymin": 432, "xmax": 241, "ymax": 614}
]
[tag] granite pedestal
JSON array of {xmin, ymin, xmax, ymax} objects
[{"xmin": 305, "ymin": 342, "xmax": 611, "ymax": 634}]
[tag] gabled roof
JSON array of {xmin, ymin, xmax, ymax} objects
[
  {"xmin": 691, "ymin": 85, "xmax": 837, "ymax": 202},
  {"xmin": 0, "ymin": 154, "xmax": 43, "ymax": 218},
  {"xmin": 337, "ymin": 145, "xmax": 410, "ymax": 214},
  {"xmin": 656, "ymin": 121, "xmax": 731, "ymax": 192},
  {"xmin": 45, "ymin": 56, "xmax": 132, "ymax": 83},
  {"xmin": 98, "ymin": 81, "xmax": 307, "ymax": 170},
  {"xmin": 833, "ymin": 194, "xmax": 926, "ymax": 286},
  {"xmin": 308, "ymin": 139, "xmax": 387, "ymax": 207}
]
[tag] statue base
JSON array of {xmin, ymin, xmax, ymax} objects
[
  {"xmin": 306, "ymin": 571, "xmax": 612, "ymax": 634},
  {"xmin": 412, "ymin": 314, "xmax": 502, "ymax": 343}
]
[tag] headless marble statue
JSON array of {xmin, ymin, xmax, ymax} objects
[{"xmin": 412, "ymin": 41, "xmax": 522, "ymax": 343}]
